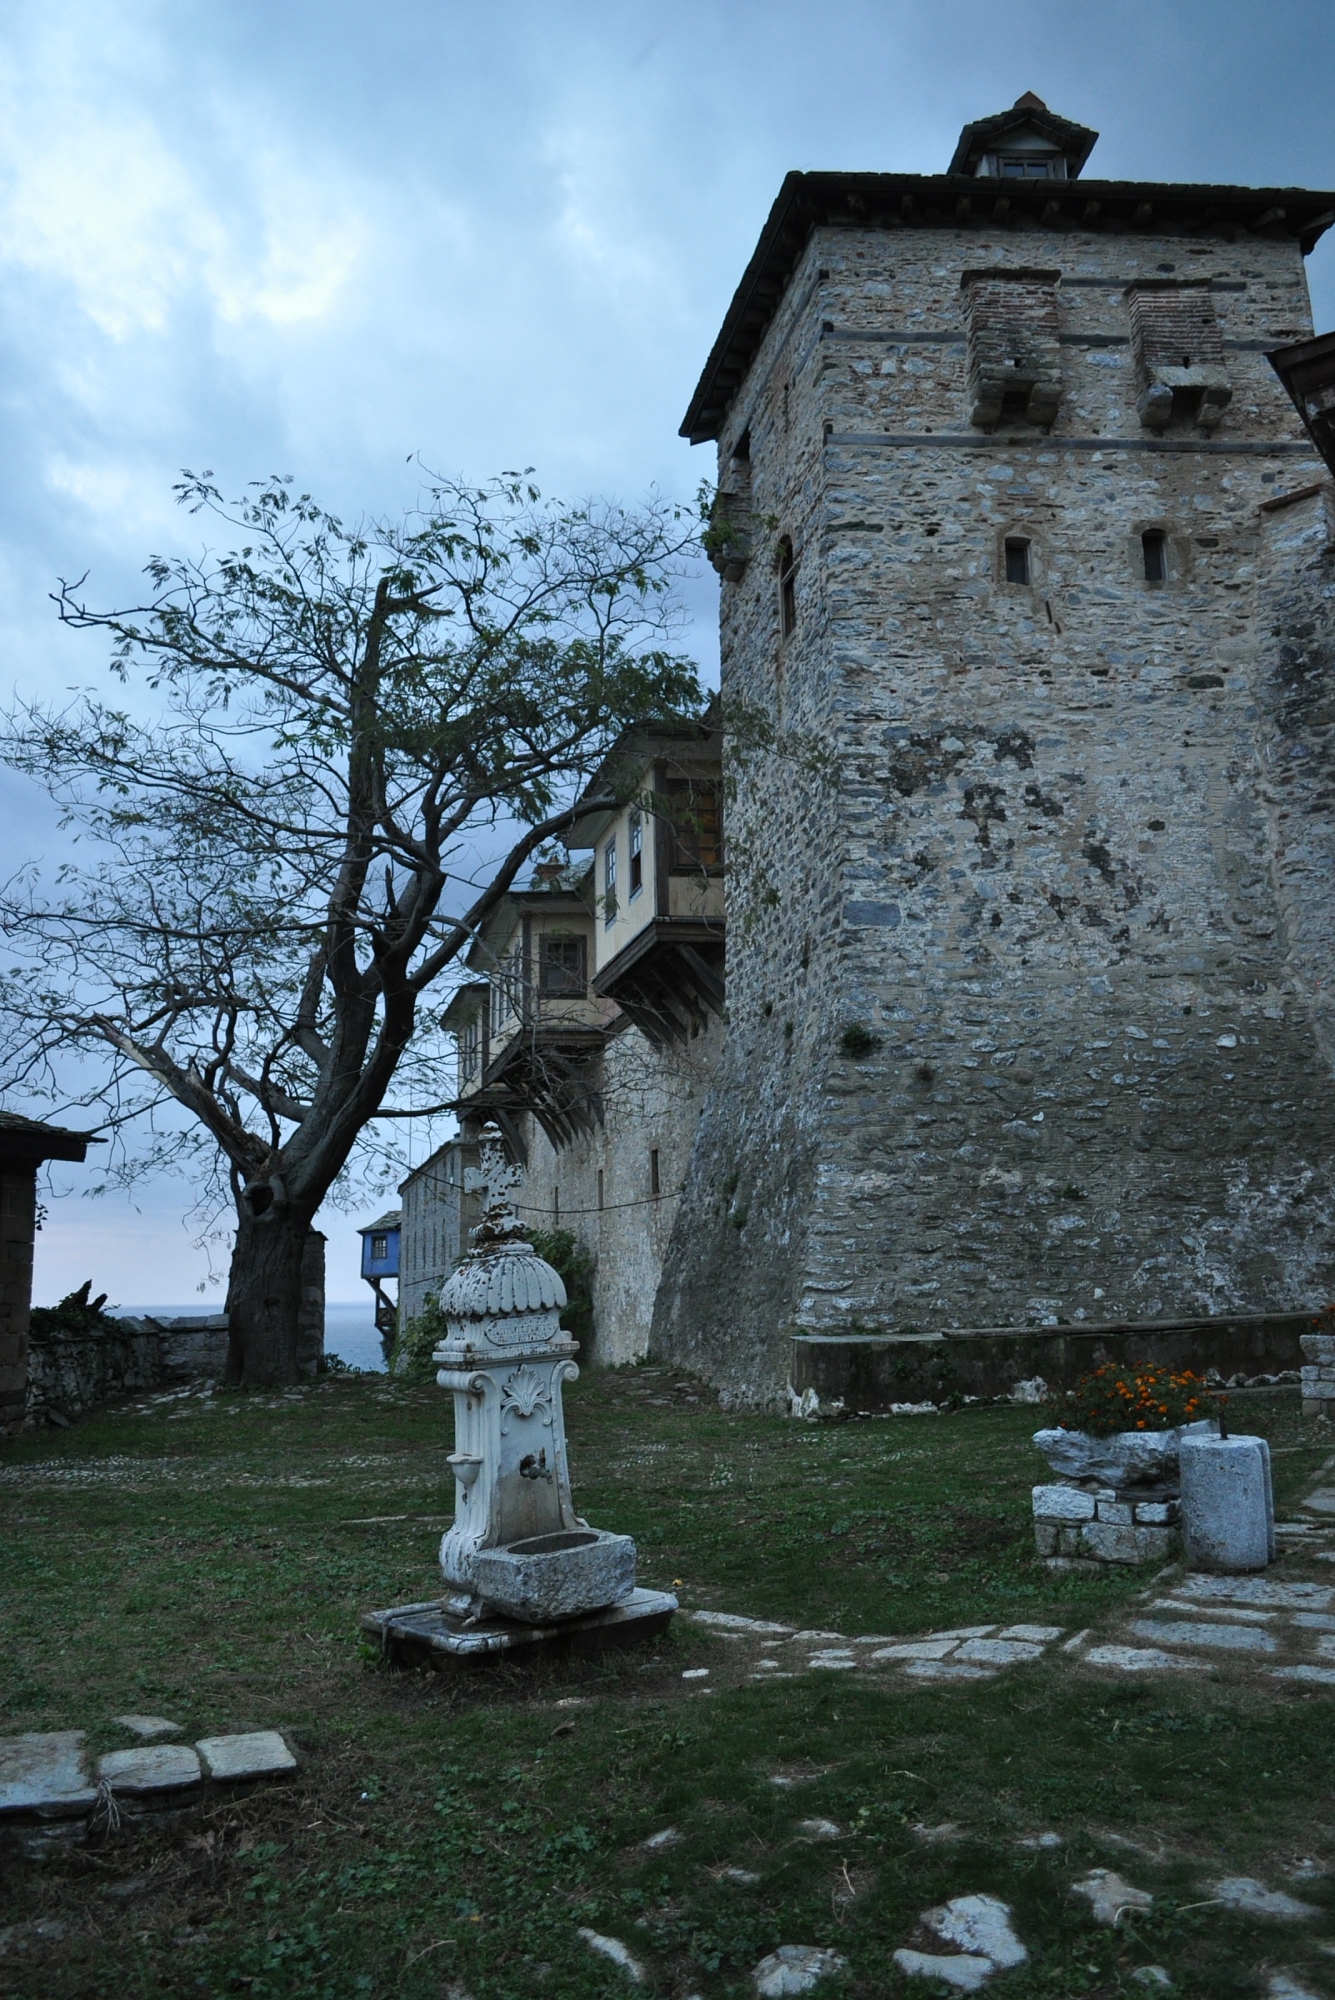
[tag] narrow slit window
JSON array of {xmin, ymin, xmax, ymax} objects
[
  {"xmin": 603, "ymin": 836, "xmax": 617, "ymax": 927},
  {"xmin": 553, "ymin": 1187, "xmax": 559, "ymax": 1225},
  {"xmin": 597, "ymin": 1168, "xmax": 604, "ymax": 1211},
  {"xmin": 1004, "ymin": 538, "xmax": 1031, "ymax": 585},
  {"xmin": 1142, "ymin": 530, "xmax": 1168, "ymax": 583},
  {"xmin": 777, "ymin": 536, "xmax": 797, "ymax": 637},
  {"xmin": 650, "ymin": 1148, "xmax": 661, "ymax": 1197},
  {"xmin": 628, "ymin": 812, "xmax": 643, "ymax": 898}
]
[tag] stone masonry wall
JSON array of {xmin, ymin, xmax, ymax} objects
[
  {"xmin": 519, "ymin": 1014, "xmax": 722, "ymax": 1367},
  {"xmin": 654, "ymin": 214, "xmax": 1335, "ymax": 1407}
]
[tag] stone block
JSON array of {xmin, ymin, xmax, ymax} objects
[
  {"xmin": 472, "ymin": 1528, "xmax": 636, "ymax": 1624},
  {"xmin": 1180, "ymin": 1435, "xmax": 1274, "ymax": 1572},
  {"xmin": 1134, "ymin": 1501, "xmax": 1176, "ymax": 1525},
  {"xmin": 1080, "ymin": 1520, "xmax": 1175, "ymax": 1565},
  {"xmin": 1301, "ymin": 1334, "xmax": 1335, "ymax": 1364},
  {"xmin": 1033, "ymin": 1521, "xmax": 1059, "ymax": 1557},
  {"xmin": 96, "ymin": 1745, "xmax": 202, "ymax": 1796},
  {"xmin": 195, "ymin": 1731, "xmax": 297, "ymax": 1781},
  {"xmin": 113, "ymin": 1714, "xmax": 182, "ymax": 1741},
  {"xmin": 0, "ymin": 1731, "xmax": 95, "ymax": 1818},
  {"xmin": 1095, "ymin": 1499, "xmax": 1134, "ymax": 1525},
  {"xmin": 361, "ymin": 1585, "xmax": 677, "ymax": 1667},
  {"xmin": 1031, "ymin": 1484, "xmax": 1094, "ymax": 1522}
]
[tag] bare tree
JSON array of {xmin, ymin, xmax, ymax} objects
[{"xmin": 0, "ymin": 470, "xmax": 702, "ymax": 1382}]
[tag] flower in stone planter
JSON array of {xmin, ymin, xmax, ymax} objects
[{"xmin": 1052, "ymin": 1363, "xmax": 1216, "ymax": 1439}]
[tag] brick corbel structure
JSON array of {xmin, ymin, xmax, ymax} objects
[{"xmin": 0, "ymin": 1113, "xmax": 98, "ymax": 1434}]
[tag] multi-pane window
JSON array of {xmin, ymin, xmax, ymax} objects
[
  {"xmin": 628, "ymin": 812, "xmax": 643, "ymax": 898},
  {"xmin": 662, "ymin": 778, "xmax": 722, "ymax": 871},
  {"xmin": 458, "ymin": 1014, "xmax": 480, "ymax": 1086},
  {"xmin": 603, "ymin": 836, "xmax": 617, "ymax": 926},
  {"xmin": 371, "ymin": 1235, "xmax": 387, "ymax": 1262},
  {"xmin": 999, "ymin": 156, "xmax": 1065, "ymax": 178},
  {"xmin": 540, "ymin": 934, "xmax": 586, "ymax": 994}
]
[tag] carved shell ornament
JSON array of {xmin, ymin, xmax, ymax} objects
[{"xmin": 500, "ymin": 1364, "xmax": 553, "ymax": 1430}]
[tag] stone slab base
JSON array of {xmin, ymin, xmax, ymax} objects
[
  {"xmin": 360, "ymin": 1587, "xmax": 677, "ymax": 1668},
  {"xmin": 792, "ymin": 1310, "xmax": 1311, "ymax": 1412}
]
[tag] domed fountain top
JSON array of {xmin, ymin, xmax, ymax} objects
[{"xmin": 436, "ymin": 1126, "xmax": 568, "ymax": 1354}]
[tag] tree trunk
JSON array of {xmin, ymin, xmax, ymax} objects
[{"xmin": 225, "ymin": 1203, "xmax": 315, "ymax": 1385}]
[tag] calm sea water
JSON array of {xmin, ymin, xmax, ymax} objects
[{"xmin": 119, "ymin": 1299, "xmax": 388, "ymax": 1373}]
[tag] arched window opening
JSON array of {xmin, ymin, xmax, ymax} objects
[{"xmin": 1004, "ymin": 537, "xmax": 1031, "ymax": 586}]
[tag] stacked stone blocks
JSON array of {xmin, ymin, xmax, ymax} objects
[
  {"xmin": 1032, "ymin": 1479, "xmax": 1179, "ymax": 1566},
  {"xmin": 1301, "ymin": 1329, "xmax": 1335, "ymax": 1416}
]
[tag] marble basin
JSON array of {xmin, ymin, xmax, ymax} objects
[{"xmin": 472, "ymin": 1528, "xmax": 637, "ymax": 1623}]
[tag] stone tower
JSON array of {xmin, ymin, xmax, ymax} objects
[{"xmin": 652, "ymin": 95, "xmax": 1335, "ymax": 1406}]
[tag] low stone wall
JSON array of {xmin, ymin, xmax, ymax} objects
[
  {"xmin": 1033, "ymin": 1481, "xmax": 1179, "ymax": 1568},
  {"xmin": 790, "ymin": 1310, "xmax": 1312, "ymax": 1412},
  {"xmin": 25, "ymin": 1314, "xmax": 229, "ymax": 1423}
]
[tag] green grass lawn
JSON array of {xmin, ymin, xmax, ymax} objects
[{"xmin": 3, "ymin": 1367, "xmax": 1334, "ymax": 1999}]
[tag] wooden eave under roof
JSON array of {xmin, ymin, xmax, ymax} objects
[
  {"xmin": 0, "ymin": 1111, "xmax": 101, "ymax": 1166},
  {"xmin": 681, "ymin": 171, "xmax": 1335, "ymax": 443}
]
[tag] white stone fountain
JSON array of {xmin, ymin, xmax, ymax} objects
[{"xmin": 361, "ymin": 1127, "xmax": 676, "ymax": 1665}]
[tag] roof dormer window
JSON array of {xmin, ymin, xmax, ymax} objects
[{"xmin": 998, "ymin": 155, "xmax": 1067, "ymax": 179}]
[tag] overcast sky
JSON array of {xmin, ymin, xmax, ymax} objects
[{"xmin": 4, "ymin": 0, "xmax": 1334, "ymax": 1309}]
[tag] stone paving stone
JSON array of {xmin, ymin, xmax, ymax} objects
[
  {"xmin": 998, "ymin": 1624, "xmax": 1064, "ymax": 1643},
  {"xmin": 796, "ymin": 1819, "xmax": 841, "ymax": 1840},
  {"xmin": 1072, "ymin": 1869, "xmax": 1154, "ymax": 1924},
  {"xmin": 1084, "ymin": 1645, "xmax": 1202, "ymax": 1673},
  {"xmin": 96, "ymin": 1745, "xmax": 202, "ymax": 1796},
  {"xmin": 1272, "ymin": 1665, "xmax": 1335, "ymax": 1685},
  {"xmin": 111, "ymin": 1715, "xmax": 182, "ymax": 1741},
  {"xmin": 923, "ymin": 1895, "xmax": 1027, "ymax": 1969},
  {"xmin": 577, "ymin": 1930, "xmax": 644, "ymax": 1984},
  {"xmin": 868, "ymin": 1639, "xmax": 959, "ymax": 1662},
  {"xmin": 1291, "ymin": 1612, "xmax": 1335, "ymax": 1630},
  {"xmin": 1129, "ymin": 1618, "xmax": 1277, "ymax": 1653},
  {"xmin": 891, "ymin": 1948, "xmax": 994, "ymax": 1992},
  {"xmin": 0, "ymin": 1732, "xmax": 96, "ymax": 1818},
  {"xmin": 194, "ymin": 1731, "xmax": 296, "ymax": 1781},
  {"xmin": 752, "ymin": 1946, "xmax": 849, "ymax": 1996},
  {"xmin": 1213, "ymin": 1877, "xmax": 1319, "ymax": 1919},
  {"xmin": 690, "ymin": 1611, "xmax": 795, "ymax": 1636},
  {"xmin": 1177, "ymin": 1576, "xmax": 1335, "ymax": 1609},
  {"xmin": 904, "ymin": 1660, "xmax": 996, "ymax": 1681},
  {"xmin": 955, "ymin": 1638, "xmax": 1044, "ymax": 1666},
  {"xmin": 1150, "ymin": 1597, "xmax": 1276, "ymax": 1624}
]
